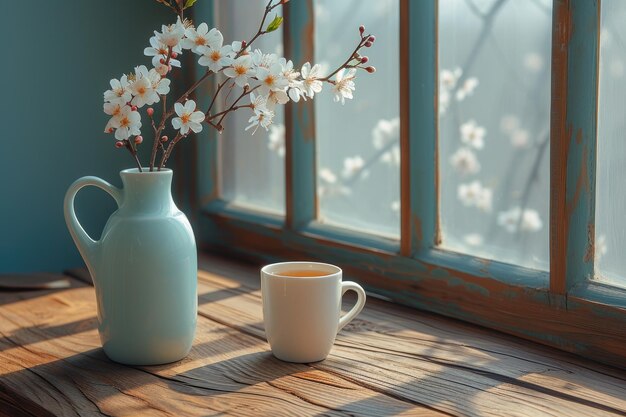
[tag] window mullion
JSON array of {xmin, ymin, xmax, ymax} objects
[
  {"xmin": 194, "ymin": 1, "xmax": 220, "ymax": 210},
  {"xmin": 406, "ymin": 0, "xmax": 438, "ymax": 257},
  {"xmin": 550, "ymin": 0, "xmax": 599, "ymax": 294},
  {"xmin": 284, "ymin": 0, "xmax": 317, "ymax": 230}
]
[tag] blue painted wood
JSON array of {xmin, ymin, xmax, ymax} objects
[
  {"xmin": 193, "ymin": 1, "xmax": 220, "ymax": 214},
  {"xmin": 563, "ymin": 0, "xmax": 599, "ymax": 289},
  {"xmin": 284, "ymin": 0, "xmax": 317, "ymax": 230},
  {"xmin": 302, "ymin": 222, "xmax": 400, "ymax": 254},
  {"xmin": 194, "ymin": 0, "xmax": 626, "ymax": 366},
  {"xmin": 408, "ymin": 0, "xmax": 439, "ymax": 256}
]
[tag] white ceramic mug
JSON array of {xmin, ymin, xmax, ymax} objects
[{"xmin": 261, "ymin": 261, "xmax": 366, "ymax": 363}]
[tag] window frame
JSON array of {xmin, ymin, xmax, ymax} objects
[{"xmin": 191, "ymin": 0, "xmax": 626, "ymax": 368}]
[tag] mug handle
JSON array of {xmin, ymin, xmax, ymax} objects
[{"xmin": 338, "ymin": 281, "xmax": 367, "ymax": 332}]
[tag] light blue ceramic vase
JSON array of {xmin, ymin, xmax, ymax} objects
[{"xmin": 64, "ymin": 168, "xmax": 197, "ymax": 365}]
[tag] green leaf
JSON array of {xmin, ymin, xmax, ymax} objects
[
  {"xmin": 265, "ymin": 15, "xmax": 283, "ymax": 33},
  {"xmin": 184, "ymin": 0, "xmax": 197, "ymax": 9}
]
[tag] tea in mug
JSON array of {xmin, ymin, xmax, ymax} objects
[{"xmin": 276, "ymin": 269, "xmax": 330, "ymax": 277}]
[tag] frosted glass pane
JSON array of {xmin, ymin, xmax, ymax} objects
[
  {"xmin": 438, "ymin": 0, "xmax": 551, "ymax": 270},
  {"xmin": 315, "ymin": 0, "xmax": 400, "ymax": 237},
  {"xmin": 596, "ymin": 0, "xmax": 626, "ymax": 287},
  {"xmin": 217, "ymin": 0, "xmax": 285, "ymax": 214}
]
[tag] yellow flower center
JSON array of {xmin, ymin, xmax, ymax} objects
[
  {"xmin": 137, "ymin": 86, "xmax": 146, "ymax": 95},
  {"xmin": 264, "ymin": 75, "xmax": 275, "ymax": 86},
  {"xmin": 120, "ymin": 117, "xmax": 130, "ymax": 128},
  {"xmin": 181, "ymin": 114, "xmax": 191, "ymax": 124},
  {"xmin": 235, "ymin": 65, "xmax": 247, "ymax": 75},
  {"xmin": 196, "ymin": 37, "xmax": 206, "ymax": 46},
  {"xmin": 210, "ymin": 51, "xmax": 221, "ymax": 62}
]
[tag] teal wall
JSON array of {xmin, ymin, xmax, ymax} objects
[{"xmin": 0, "ymin": 1, "xmax": 171, "ymax": 273}]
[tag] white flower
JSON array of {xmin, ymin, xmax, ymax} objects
[
  {"xmin": 372, "ymin": 117, "xmax": 400, "ymax": 150},
  {"xmin": 223, "ymin": 55, "xmax": 255, "ymax": 88},
  {"xmin": 268, "ymin": 124, "xmax": 285, "ymax": 157},
  {"xmin": 520, "ymin": 209, "xmax": 543, "ymax": 232},
  {"xmin": 381, "ymin": 145, "xmax": 400, "ymax": 166},
  {"xmin": 148, "ymin": 69, "xmax": 171, "ymax": 95},
  {"xmin": 256, "ymin": 63, "xmax": 288, "ymax": 95},
  {"xmin": 460, "ymin": 120, "xmax": 486, "ymax": 149},
  {"xmin": 155, "ymin": 17, "xmax": 185, "ymax": 48},
  {"xmin": 440, "ymin": 68, "xmax": 462, "ymax": 90},
  {"xmin": 172, "ymin": 100, "xmax": 204, "ymax": 135},
  {"xmin": 245, "ymin": 107, "xmax": 274, "ymax": 134},
  {"xmin": 511, "ymin": 129, "xmax": 530, "ymax": 148},
  {"xmin": 182, "ymin": 24, "xmax": 222, "ymax": 53},
  {"xmin": 318, "ymin": 167, "xmax": 350, "ymax": 197},
  {"xmin": 464, "ymin": 233, "xmax": 483, "ymax": 246},
  {"xmin": 129, "ymin": 66, "xmax": 159, "ymax": 108},
  {"xmin": 332, "ymin": 68, "xmax": 356, "ymax": 105},
  {"xmin": 198, "ymin": 44, "xmax": 234, "ymax": 72},
  {"xmin": 524, "ymin": 53, "xmax": 544, "ymax": 72},
  {"xmin": 103, "ymin": 102, "xmax": 123, "ymax": 133},
  {"xmin": 457, "ymin": 181, "xmax": 492, "ymax": 212},
  {"xmin": 319, "ymin": 168, "xmax": 337, "ymax": 184},
  {"xmin": 252, "ymin": 49, "xmax": 278, "ymax": 69},
  {"xmin": 449, "ymin": 147, "xmax": 480, "ymax": 175},
  {"xmin": 500, "ymin": 115, "xmax": 520, "ymax": 133},
  {"xmin": 249, "ymin": 91, "xmax": 268, "ymax": 112},
  {"xmin": 456, "ymin": 77, "xmax": 479, "ymax": 101},
  {"xmin": 498, "ymin": 207, "xmax": 543, "ymax": 233},
  {"xmin": 144, "ymin": 36, "xmax": 182, "ymax": 69},
  {"xmin": 154, "ymin": 62, "xmax": 170, "ymax": 76},
  {"xmin": 301, "ymin": 62, "xmax": 323, "ymax": 99},
  {"xmin": 279, "ymin": 58, "xmax": 300, "ymax": 87},
  {"xmin": 111, "ymin": 106, "xmax": 141, "ymax": 140},
  {"xmin": 342, "ymin": 156, "xmax": 364, "ymax": 178},
  {"xmin": 266, "ymin": 89, "xmax": 289, "ymax": 110},
  {"xmin": 229, "ymin": 41, "xmax": 244, "ymax": 56},
  {"xmin": 104, "ymin": 75, "xmax": 131, "ymax": 105}
]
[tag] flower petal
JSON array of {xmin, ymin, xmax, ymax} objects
[{"xmin": 174, "ymin": 102, "xmax": 184, "ymax": 116}]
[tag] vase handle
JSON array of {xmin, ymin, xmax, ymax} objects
[{"xmin": 64, "ymin": 176, "xmax": 122, "ymax": 273}]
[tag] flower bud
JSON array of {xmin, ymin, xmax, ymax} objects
[
  {"xmin": 359, "ymin": 25, "xmax": 365, "ymax": 34},
  {"xmin": 241, "ymin": 40, "xmax": 247, "ymax": 49},
  {"xmin": 368, "ymin": 35, "xmax": 376, "ymax": 42},
  {"xmin": 131, "ymin": 105, "xmax": 138, "ymax": 111},
  {"xmin": 161, "ymin": 135, "xmax": 169, "ymax": 142},
  {"xmin": 107, "ymin": 127, "xmax": 114, "ymax": 133},
  {"xmin": 366, "ymin": 66, "xmax": 376, "ymax": 73},
  {"xmin": 160, "ymin": 58, "xmax": 166, "ymax": 64},
  {"xmin": 171, "ymin": 51, "xmax": 178, "ymax": 58},
  {"xmin": 361, "ymin": 56, "xmax": 369, "ymax": 63},
  {"xmin": 115, "ymin": 141, "xmax": 125, "ymax": 148},
  {"xmin": 364, "ymin": 41, "xmax": 372, "ymax": 47},
  {"xmin": 134, "ymin": 135, "xmax": 143, "ymax": 144},
  {"xmin": 147, "ymin": 107, "xmax": 154, "ymax": 117}
]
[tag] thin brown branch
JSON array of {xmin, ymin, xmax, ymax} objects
[
  {"xmin": 320, "ymin": 35, "xmax": 369, "ymax": 82},
  {"xmin": 159, "ymin": 133, "xmax": 183, "ymax": 170},
  {"xmin": 206, "ymin": 79, "xmax": 229, "ymax": 117}
]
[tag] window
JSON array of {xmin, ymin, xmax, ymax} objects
[{"xmin": 196, "ymin": 0, "xmax": 626, "ymax": 368}]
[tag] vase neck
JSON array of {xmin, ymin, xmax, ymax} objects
[{"xmin": 119, "ymin": 169, "xmax": 175, "ymax": 214}]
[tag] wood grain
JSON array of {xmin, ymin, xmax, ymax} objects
[
  {"xmin": 0, "ymin": 279, "xmax": 439, "ymax": 416},
  {"xmin": 194, "ymin": 258, "xmax": 626, "ymax": 417}
]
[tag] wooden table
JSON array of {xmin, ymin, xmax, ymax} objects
[{"xmin": 1, "ymin": 256, "xmax": 625, "ymax": 417}]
